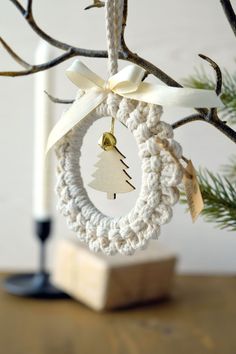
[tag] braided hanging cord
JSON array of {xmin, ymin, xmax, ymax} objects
[
  {"xmin": 105, "ymin": 0, "xmax": 124, "ymax": 76},
  {"xmin": 105, "ymin": 0, "xmax": 124, "ymax": 124}
]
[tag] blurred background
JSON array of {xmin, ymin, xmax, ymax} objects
[{"xmin": 0, "ymin": 0, "xmax": 236, "ymax": 273}]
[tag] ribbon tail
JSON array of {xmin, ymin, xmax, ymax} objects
[
  {"xmin": 118, "ymin": 82, "xmax": 224, "ymax": 108},
  {"xmin": 46, "ymin": 88, "xmax": 107, "ymax": 154}
]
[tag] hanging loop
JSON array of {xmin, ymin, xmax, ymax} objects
[
  {"xmin": 105, "ymin": 0, "xmax": 124, "ymax": 133},
  {"xmin": 105, "ymin": 0, "xmax": 124, "ymax": 76}
]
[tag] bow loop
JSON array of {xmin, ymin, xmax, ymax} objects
[
  {"xmin": 66, "ymin": 60, "xmax": 105, "ymax": 90},
  {"xmin": 108, "ymin": 64, "xmax": 145, "ymax": 93}
]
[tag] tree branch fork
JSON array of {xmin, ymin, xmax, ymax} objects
[{"xmin": 1, "ymin": 0, "xmax": 236, "ymax": 144}]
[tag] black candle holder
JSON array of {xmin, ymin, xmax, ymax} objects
[{"xmin": 3, "ymin": 219, "xmax": 69, "ymax": 299}]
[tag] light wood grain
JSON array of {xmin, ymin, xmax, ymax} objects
[
  {"xmin": 0, "ymin": 274, "xmax": 236, "ymax": 354},
  {"xmin": 52, "ymin": 239, "xmax": 176, "ymax": 310},
  {"xmin": 88, "ymin": 146, "xmax": 135, "ymax": 199}
]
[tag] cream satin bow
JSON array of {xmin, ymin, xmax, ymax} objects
[{"xmin": 46, "ymin": 60, "xmax": 223, "ymax": 153}]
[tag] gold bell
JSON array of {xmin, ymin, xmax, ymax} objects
[{"xmin": 98, "ymin": 132, "xmax": 117, "ymax": 151}]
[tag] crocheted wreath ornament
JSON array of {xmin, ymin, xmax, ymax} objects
[
  {"xmin": 55, "ymin": 91, "xmax": 183, "ymax": 255},
  {"xmin": 48, "ymin": 0, "xmax": 221, "ymax": 256}
]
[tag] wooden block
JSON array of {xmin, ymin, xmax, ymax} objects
[{"xmin": 52, "ymin": 238, "xmax": 177, "ymax": 311}]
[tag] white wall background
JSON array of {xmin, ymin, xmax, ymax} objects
[{"xmin": 0, "ymin": 0, "xmax": 236, "ymax": 273}]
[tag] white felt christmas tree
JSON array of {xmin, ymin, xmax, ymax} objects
[{"xmin": 88, "ymin": 147, "xmax": 135, "ymax": 199}]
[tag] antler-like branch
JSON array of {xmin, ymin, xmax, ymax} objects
[
  {"xmin": 172, "ymin": 54, "xmax": 236, "ymax": 143},
  {"xmin": 26, "ymin": 0, "xmax": 33, "ymax": 16},
  {"xmin": 0, "ymin": 37, "xmax": 31, "ymax": 69},
  {"xmin": 122, "ymin": 3, "xmax": 236, "ymax": 144},
  {"xmin": 84, "ymin": 1, "xmax": 105, "ymax": 10},
  {"xmin": 173, "ymin": 54, "xmax": 222, "ymax": 127},
  {"xmin": 172, "ymin": 114, "xmax": 205, "ymax": 129},
  {"xmin": 44, "ymin": 91, "xmax": 74, "ymax": 104},
  {"xmin": 1, "ymin": 0, "xmax": 179, "ymax": 85},
  {"xmin": 9, "ymin": 0, "xmax": 74, "ymax": 51},
  {"xmin": 0, "ymin": 49, "xmax": 77, "ymax": 77},
  {"xmin": 1, "ymin": 0, "xmax": 236, "ymax": 144},
  {"xmin": 220, "ymin": 0, "xmax": 236, "ymax": 37}
]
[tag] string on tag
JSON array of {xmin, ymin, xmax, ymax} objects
[{"xmin": 156, "ymin": 138, "xmax": 204, "ymax": 221}]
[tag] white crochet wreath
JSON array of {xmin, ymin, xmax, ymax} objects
[{"xmin": 55, "ymin": 92, "xmax": 183, "ymax": 255}]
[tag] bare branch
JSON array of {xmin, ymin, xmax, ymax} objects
[
  {"xmin": 141, "ymin": 71, "xmax": 149, "ymax": 81},
  {"xmin": 3, "ymin": 0, "xmax": 193, "ymax": 88},
  {"xmin": 120, "ymin": 0, "xmax": 208, "ymax": 123},
  {"xmin": 0, "ymin": 37, "xmax": 31, "ymax": 69},
  {"xmin": 44, "ymin": 91, "xmax": 74, "ymax": 104},
  {"xmin": 3, "ymin": 0, "xmax": 231, "ymax": 96},
  {"xmin": 120, "ymin": 0, "xmax": 182, "ymax": 88},
  {"xmin": 206, "ymin": 116, "xmax": 236, "ymax": 141},
  {"xmin": 1, "ymin": 0, "xmax": 212, "ymax": 103},
  {"xmin": 9, "ymin": 0, "xmax": 77, "ymax": 51},
  {"xmin": 26, "ymin": 0, "xmax": 33, "ymax": 18},
  {"xmin": 172, "ymin": 114, "xmax": 205, "ymax": 129},
  {"xmin": 2, "ymin": 0, "xmax": 236, "ymax": 145},
  {"xmin": 198, "ymin": 54, "xmax": 222, "ymax": 95},
  {"xmin": 197, "ymin": 54, "xmax": 223, "ymax": 123},
  {"xmin": 0, "ymin": 49, "xmax": 76, "ymax": 77},
  {"xmin": 171, "ymin": 55, "xmax": 233, "ymax": 142},
  {"xmin": 220, "ymin": 0, "xmax": 236, "ymax": 37},
  {"xmin": 121, "ymin": 0, "xmax": 128, "ymax": 40},
  {"xmin": 172, "ymin": 108, "xmax": 236, "ymax": 145},
  {"xmin": 172, "ymin": 113, "xmax": 236, "ymax": 144},
  {"xmin": 9, "ymin": 0, "xmax": 25, "ymax": 15},
  {"xmin": 84, "ymin": 1, "xmax": 105, "ymax": 10}
]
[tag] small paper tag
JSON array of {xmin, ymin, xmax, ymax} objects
[{"xmin": 183, "ymin": 160, "xmax": 204, "ymax": 222}]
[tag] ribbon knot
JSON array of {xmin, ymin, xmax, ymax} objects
[
  {"xmin": 103, "ymin": 80, "xmax": 111, "ymax": 93},
  {"xmin": 46, "ymin": 59, "xmax": 223, "ymax": 153}
]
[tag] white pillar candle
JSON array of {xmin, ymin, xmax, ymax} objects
[{"xmin": 33, "ymin": 41, "xmax": 54, "ymax": 221}]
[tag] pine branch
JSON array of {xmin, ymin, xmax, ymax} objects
[
  {"xmin": 221, "ymin": 154, "xmax": 236, "ymax": 183},
  {"xmin": 184, "ymin": 66, "xmax": 236, "ymax": 124},
  {"xmin": 181, "ymin": 169, "xmax": 236, "ymax": 231}
]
